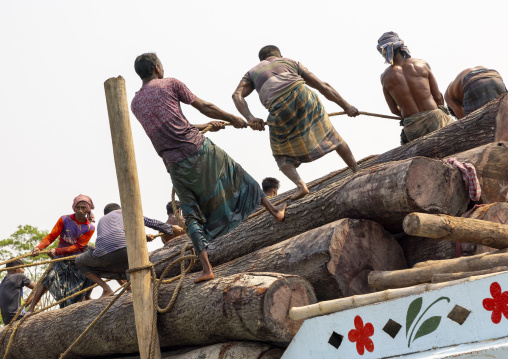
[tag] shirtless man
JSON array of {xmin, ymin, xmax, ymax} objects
[
  {"xmin": 378, "ymin": 32, "xmax": 453, "ymax": 144},
  {"xmin": 445, "ymin": 66, "xmax": 507, "ymax": 119}
]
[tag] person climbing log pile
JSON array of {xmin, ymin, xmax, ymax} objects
[{"xmin": 1, "ymin": 34, "xmax": 508, "ymax": 359}]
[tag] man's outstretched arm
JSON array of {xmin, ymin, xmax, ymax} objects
[
  {"xmin": 232, "ymin": 79, "xmax": 265, "ymax": 131},
  {"xmin": 304, "ymin": 73, "xmax": 359, "ymax": 117},
  {"xmin": 191, "ymin": 97, "xmax": 247, "ymax": 129}
]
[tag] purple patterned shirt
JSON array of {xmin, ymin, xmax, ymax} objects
[{"xmin": 131, "ymin": 78, "xmax": 203, "ymax": 169}]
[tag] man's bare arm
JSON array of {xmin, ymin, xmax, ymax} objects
[
  {"xmin": 27, "ymin": 281, "xmax": 36, "ymax": 290},
  {"xmin": 191, "ymin": 97, "xmax": 247, "ymax": 129},
  {"xmin": 444, "ymin": 83, "xmax": 465, "ymax": 119},
  {"xmin": 232, "ymin": 79, "xmax": 265, "ymax": 131},
  {"xmin": 426, "ymin": 64, "xmax": 445, "ymax": 106},
  {"xmin": 304, "ymin": 73, "xmax": 359, "ymax": 116},
  {"xmin": 382, "ymin": 86, "xmax": 402, "ymax": 117}
]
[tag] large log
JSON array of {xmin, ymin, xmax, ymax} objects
[
  {"xmin": 368, "ymin": 249, "xmax": 508, "ymax": 290},
  {"xmin": 0, "ymin": 273, "xmax": 315, "ymax": 358},
  {"xmin": 186, "ymin": 219, "xmax": 406, "ymax": 301},
  {"xmin": 161, "ymin": 342, "xmax": 283, "ymax": 359},
  {"xmin": 403, "ymin": 213, "xmax": 508, "ymax": 249},
  {"xmin": 151, "ymin": 157, "xmax": 467, "ymax": 277},
  {"xmin": 260, "ymin": 94, "xmax": 508, "ymax": 207},
  {"xmin": 451, "ymin": 141, "xmax": 508, "ymax": 204}
]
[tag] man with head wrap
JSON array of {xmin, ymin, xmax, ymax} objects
[
  {"xmin": 445, "ymin": 66, "xmax": 507, "ymax": 119},
  {"xmin": 26, "ymin": 195, "xmax": 96, "ymax": 315},
  {"xmin": 378, "ymin": 32, "xmax": 454, "ymax": 144}
]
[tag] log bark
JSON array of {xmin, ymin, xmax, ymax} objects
[
  {"xmin": 403, "ymin": 213, "xmax": 508, "ymax": 249},
  {"xmin": 187, "ymin": 219, "xmax": 406, "ymax": 301},
  {"xmin": 161, "ymin": 342, "xmax": 283, "ymax": 359},
  {"xmin": 431, "ymin": 267, "xmax": 508, "ymax": 283},
  {"xmin": 450, "ymin": 141, "xmax": 508, "ymax": 204},
  {"xmin": 0, "ymin": 273, "xmax": 315, "ymax": 358},
  {"xmin": 151, "ymin": 157, "xmax": 467, "ymax": 277},
  {"xmin": 368, "ymin": 249, "xmax": 508, "ymax": 290}
]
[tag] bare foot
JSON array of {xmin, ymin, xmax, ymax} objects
[
  {"xmin": 25, "ymin": 310, "xmax": 33, "ymax": 316},
  {"xmin": 194, "ymin": 270, "xmax": 215, "ymax": 284},
  {"xmin": 100, "ymin": 289, "xmax": 114, "ymax": 298},
  {"xmin": 291, "ymin": 184, "xmax": 309, "ymax": 200},
  {"xmin": 273, "ymin": 202, "xmax": 287, "ymax": 222}
]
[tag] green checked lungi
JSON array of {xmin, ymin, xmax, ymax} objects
[
  {"xmin": 169, "ymin": 138, "xmax": 265, "ymax": 255},
  {"xmin": 268, "ymin": 83, "xmax": 344, "ymax": 168}
]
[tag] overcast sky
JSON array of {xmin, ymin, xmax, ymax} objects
[{"xmin": 1, "ymin": 0, "xmax": 507, "ymax": 251}]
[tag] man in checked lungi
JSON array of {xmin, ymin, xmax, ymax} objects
[
  {"xmin": 233, "ymin": 45, "xmax": 360, "ymax": 200},
  {"xmin": 26, "ymin": 195, "xmax": 96, "ymax": 315},
  {"xmin": 131, "ymin": 53, "xmax": 286, "ymax": 283},
  {"xmin": 378, "ymin": 32, "xmax": 454, "ymax": 144},
  {"xmin": 445, "ymin": 66, "xmax": 507, "ymax": 119}
]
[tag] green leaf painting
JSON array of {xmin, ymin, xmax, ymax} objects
[
  {"xmin": 406, "ymin": 297, "xmax": 422, "ymax": 336},
  {"xmin": 413, "ymin": 316, "xmax": 441, "ymax": 341},
  {"xmin": 406, "ymin": 296, "xmax": 450, "ymax": 347}
]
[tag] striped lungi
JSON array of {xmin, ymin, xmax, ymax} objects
[
  {"xmin": 401, "ymin": 106, "xmax": 454, "ymax": 144},
  {"xmin": 42, "ymin": 260, "xmax": 94, "ymax": 308},
  {"xmin": 463, "ymin": 69, "xmax": 507, "ymax": 116},
  {"xmin": 268, "ymin": 83, "xmax": 343, "ymax": 168},
  {"xmin": 169, "ymin": 138, "xmax": 264, "ymax": 255}
]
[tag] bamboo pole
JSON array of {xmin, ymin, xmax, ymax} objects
[
  {"xmin": 431, "ymin": 267, "xmax": 508, "ymax": 283},
  {"xmin": 403, "ymin": 212, "xmax": 508, "ymax": 249},
  {"xmin": 290, "ymin": 271, "xmax": 502, "ymax": 321},
  {"xmin": 104, "ymin": 76, "xmax": 161, "ymax": 359}
]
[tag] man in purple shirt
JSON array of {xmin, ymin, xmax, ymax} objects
[{"xmin": 131, "ymin": 53, "xmax": 286, "ymax": 283}]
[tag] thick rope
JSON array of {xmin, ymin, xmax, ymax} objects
[
  {"xmin": 59, "ymin": 282, "xmax": 130, "ymax": 359},
  {"xmin": 0, "ymin": 254, "xmax": 79, "ymax": 272},
  {"xmin": 0, "ymin": 250, "xmax": 51, "ymax": 266}
]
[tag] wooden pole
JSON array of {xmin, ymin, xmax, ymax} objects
[
  {"xmin": 368, "ymin": 249, "xmax": 508, "ymax": 290},
  {"xmin": 403, "ymin": 212, "xmax": 508, "ymax": 249},
  {"xmin": 431, "ymin": 266, "xmax": 508, "ymax": 283},
  {"xmin": 104, "ymin": 76, "xmax": 161, "ymax": 359}
]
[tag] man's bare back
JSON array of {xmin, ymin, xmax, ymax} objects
[
  {"xmin": 381, "ymin": 56, "xmax": 444, "ymax": 118},
  {"xmin": 445, "ymin": 66, "xmax": 488, "ymax": 119}
]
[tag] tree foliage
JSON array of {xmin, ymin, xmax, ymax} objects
[{"xmin": 0, "ymin": 225, "xmax": 58, "ymax": 325}]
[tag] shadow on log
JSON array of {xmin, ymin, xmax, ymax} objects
[
  {"xmin": 151, "ymin": 157, "xmax": 467, "ymax": 277},
  {"xmin": 160, "ymin": 342, "xmax": 284, "ymax": 359},
  {"xmin": 0, "ymin": 273, "xmax": 315, "ymax": 358}
]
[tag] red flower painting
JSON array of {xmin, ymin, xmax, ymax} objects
[
  {"xmin": 483, "ymin": 282, "xmax": 508, "ymax": 324},
  {"xmin": 348, "ymin": 315, "xmax": 374, "ymax": 355}
]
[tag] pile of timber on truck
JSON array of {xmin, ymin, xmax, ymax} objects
[{"xmin": 1, "ymin": 94, "xmax": 508, "ymax": 359}]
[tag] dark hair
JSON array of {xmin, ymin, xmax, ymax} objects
[
  {"xmin": 262, "ymin": 177, "xmax": 280, "ymax": 192},
  {"xmin": 258, "ymin": 45, "xmax": 281, "ymax": 61},
  {"xmin": 166, "ymin": 201, "xmax": 181, "ymax": 215},
  {"xmin": 104, "ymin": 203, "xmax": 121, "ymax": 215},
  {"xmin": 134, "ymin": 53, "xmax": 160, "ymax": 79},
  {"xmin": 7, "ymin": 259, "xmax": 23, "ymax": 268}
]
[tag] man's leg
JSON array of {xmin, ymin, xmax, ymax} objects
[
  {"xmin": 194, "ymin": 250, "xmax": 214, "ymax": 284},
  {"xmin": 25, "ymin": 284, "xmax": 48, "ymax": 315},
  {"xmin": 84, "ymin": 273, "xmax": 114, "ymax": 298},
  {"xmin": 336, "ymin": 142, "xmax": 359, "ymax": 172},
  {"xmin": 280, "ymin": 163, "xmax": 309, "ymax": 199}
]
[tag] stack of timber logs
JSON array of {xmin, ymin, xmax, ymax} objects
[{"xmin": 2, "ymin": 95, "xmax": 508, "ymax": 358}]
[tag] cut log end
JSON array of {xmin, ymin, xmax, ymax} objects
[{"xmin": 263, "ymin": 275, "xmax": 317, "ymax": 342}]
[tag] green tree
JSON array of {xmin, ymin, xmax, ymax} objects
[{"xmin": 0, "ymin": 225, "xmax": 58, "ymax": 325}]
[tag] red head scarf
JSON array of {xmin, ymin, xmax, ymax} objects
[{"xmin": 72, "ymin": 194, "xmax": 95, "ymax": 222}]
